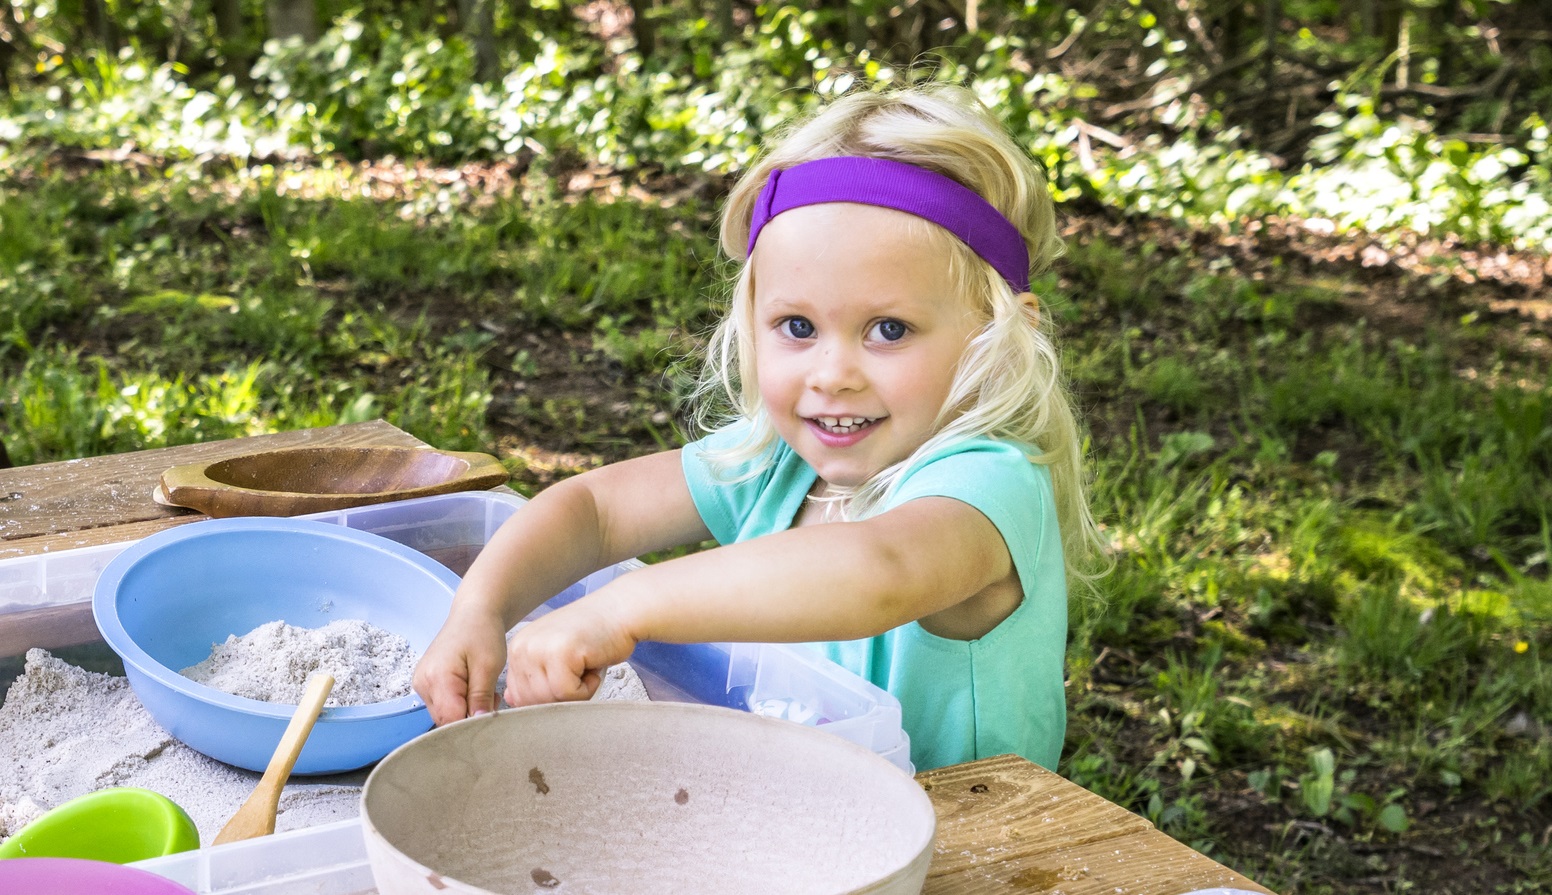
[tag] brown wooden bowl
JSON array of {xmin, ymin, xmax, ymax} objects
[{"xmin": 155, "ymin": 446, "xmax": 511, "ymax": 517}]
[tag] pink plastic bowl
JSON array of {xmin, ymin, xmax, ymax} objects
[{"xmin": 0, "ymin": 857, "xmax": 198, "ymax": 895}]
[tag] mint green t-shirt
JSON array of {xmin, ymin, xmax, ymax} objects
[{"xmin": 681, "ymin": 424, "xmax": 1068, "ymax": 771}]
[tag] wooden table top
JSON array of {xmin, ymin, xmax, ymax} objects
[
  {"xmin": 0, "ymin": 423, "xmax": 1277, "ymax": 895},
  {"xmin": 0, "ymin": 421, "xmax": 432, "ymax": 655},
  {"xmin": 917, "ymin": 754, "xmax": 1273, "ymax": 894},
  {"xmin": 0, "ymin": 420, "xmax": 428, "ymax": 560}
]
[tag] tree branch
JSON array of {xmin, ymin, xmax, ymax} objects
[
  {"xmin": 1376, "ymin": 60, "xmax": 1512, "ymax": 102},
  {"xmin": 1046, "ymin": 0, "xmax": 1114, "ymax": 60},
  {"xmin": 1097, "ymin": 49, "xmax": 1262, "ymax": 121}
]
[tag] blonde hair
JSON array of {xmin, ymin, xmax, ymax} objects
[{"xmin": 691, "ymin": 82, "xmax": 1106, "ymax": 585}]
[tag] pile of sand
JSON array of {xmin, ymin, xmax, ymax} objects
[
  {"xmin": 0, "ymin": 647, "xmax": 648, "ymax": 846},
  {"xmin": 181, "ymin": 618, "xmax": 417, "ymax": 706}
]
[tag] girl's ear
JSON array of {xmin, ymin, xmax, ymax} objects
[{"xmin": 1016, "ymin": 292, "xmax": 1041, "ymax": 327}]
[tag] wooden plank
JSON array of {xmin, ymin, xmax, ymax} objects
[
  {"xmin": 1, "ymin": 516, "xmax": 207, "ymax": 559},
  {"xmin": 921, "ymin": 753, "xmax": 1154, "ymax": 869},
  {"xmin": 919, "ymin": 754, "xmax": 1277, "ymax": 894},
  {"xmin": 0, "ymin": 422, "xmax": 434, "ymax": 653},
  {"xmin": 919, "ymin": 825, "xmax": 1277, "ymax": 895},
  {"xmin": 1038, "ymin": 827, "xmax": 1274, "ymax": 895},
  {"xmin": 0, "ymin": 421, "xmax": 427, "ymax": 559}
]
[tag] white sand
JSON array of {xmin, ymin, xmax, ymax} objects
[
  {"xmin": 0, "ymin": 648, "xmax": 648, "ymax": 847},
  {"xmin": 181, "ymin": 619, "xmax": 417, "ymax": 706}
]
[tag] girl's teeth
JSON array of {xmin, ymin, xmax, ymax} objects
[{"xmin": 817, "ymin": 416, "xmax": 873, "ymax": 434}]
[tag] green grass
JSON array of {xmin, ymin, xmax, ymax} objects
[
  {"xmin": 2, "ymin": 144, "xmax": 1549, "ymax": 895},
  {"xmin": 1049, "ymin": 211, "xmax": 1549, "ymax": 890}
]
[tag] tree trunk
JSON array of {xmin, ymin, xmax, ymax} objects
[
  {"xmin": 1395, "ymin": 5, "xmax": 1410, "ymax": 88},
  {"xmin": 710, "ymin": 0, "xmax": 734, "ymax": 42},
  {"xmin": 1217, "ymin": 0, "xmax": 1249, "ymax": 63},
  {"xmin": 213, "ymin": 0, "xmax": 250, "ymax": 80},
  {"xmin": 1260, "ymin": 0, "xmax": 1279, "ymax": 99},
  {"xmin": 266, "ymin": 0, "xmax": 319, "ymax": 43},
  {"xmin": 1424, "ymin": 0, "xmax": 1456, "ymax": 85},
  {"xmin": 0, "ymin": 0, "xmax": 23, "ymax": 94},
  {"xmin": 459, "ymin": 0, "xmax": 499, "ymax": 82},
  {"xmin": 1378, "ymin": 0, "xmax": 1405, "ymax": 55},
  {"xmin": 628, "ymin": 0, "xmax": 655, "ymax": 60},
  {"xmin": 81, "ymin": 0, "xmax": 120, "ymax": 51},
  {"xmin": 1354, "ymin": 0, "xmax": 1406, "ymax": 52},
  {"xmin": 846, "ymin": 2, "xmax": 869, "ymax": 51}
]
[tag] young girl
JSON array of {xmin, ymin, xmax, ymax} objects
[{"xmin": 413, "ymin": 83, "xmax": 1104, "ymax": 771}]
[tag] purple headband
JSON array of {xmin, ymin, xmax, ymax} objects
[{"xmin": 746, "ymin": 156, "xmax": 1031, "ymax": 292}]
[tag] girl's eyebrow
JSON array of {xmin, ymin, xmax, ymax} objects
[{"xmin": 754, "ymin": 294, "xmax": 811, "ymax": 315}]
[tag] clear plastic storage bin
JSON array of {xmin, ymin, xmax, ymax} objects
[
  {"xmin": 135, "ymin": 818, "xmax": 374, "ymax": 895},
  {"xmin": 1, "ymin": 491, "xmax": 911, "ymax": 771},
  {"xmin": 311, "ymin": 491, "xmax": 912, "ymax": 772},
  {"xmin": 120, "ymin": 491, "xmax": 913, "ymax": 894}
]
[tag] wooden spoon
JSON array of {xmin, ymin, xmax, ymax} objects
[{"xmin": 213, "ymin": 673, "xmax": 335, "ymax": 845}]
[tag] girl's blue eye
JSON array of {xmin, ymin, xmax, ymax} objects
[
  {"xmin": 873, "ymin": 320, "xmax": 908, "ymax": 342},
  {"xmin": 783, "ymin": 317, "xmax": 815, "ymax": 339}
]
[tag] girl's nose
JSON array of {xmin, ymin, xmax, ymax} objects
[{"xmin": 807, "ymin": 342, "xmax": 866, "ymax": 394}]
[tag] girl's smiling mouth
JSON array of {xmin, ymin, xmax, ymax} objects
[
  {"xmin": 811, "ymin": 415, "xmax": 881, "ymax": 435},
  {"xmin": 805, "ymin": 416, "xmax": 886, "ymax": 448}
]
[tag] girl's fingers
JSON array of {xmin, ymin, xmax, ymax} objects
[
  {"xmin": 579, "ymin": 668, "xmax": 602, "ymax": 699},
  {"xmin": 502, "ymin": 599, "xmax": 635, "ymax": 706},
  {"xmin": 465, "ymin": 649, "xmax": 506, "ymax": 716},
  {"xmin": 414, "ymin": 612, "xmax": 512, "ymax": 723},
  {"xmin": 505, "ymin": 664, "xmax": 555, "ymax": 706},
  {"xmin": 553, "ymin": 665, "xmax": 602, "ymax": 702},
  {"xmin": 503, "ymin": 657, "xmax": 600, "ymax": 706},
  {"xmin": 543, "ymin": 664, "xmax": 588, "ymax": 702},
  {"xmin": 464, "ymin": 677, "xmax": 500, "ymax": 716},
  {"xmin": 415, "ymin": 664, "xmax": 471, "ymax": 726}
]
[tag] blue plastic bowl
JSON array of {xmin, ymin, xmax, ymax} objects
[{"xmin": 93, "ymin": 517, "xmax": 461, "ymax": 775}]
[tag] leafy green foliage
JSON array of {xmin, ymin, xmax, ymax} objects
[
  {"xmin": 6, "ymin": 5, "xmax": 1550, "ymax": 251},
  {"xmin": 3, "ymin": 5, "xmax": 1550, "ymax": 892}
]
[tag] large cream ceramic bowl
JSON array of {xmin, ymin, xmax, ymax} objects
[{"xmin": 361, "ymin": 701, "xmax": 936, "ymax": 895}]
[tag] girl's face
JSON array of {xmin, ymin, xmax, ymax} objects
[{"xmin": 750, "ymin": 203, "xmax": 982, "ymax": 489}]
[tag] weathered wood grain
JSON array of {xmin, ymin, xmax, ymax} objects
[
  {"xmin": 919, "ymin": 754, "xmax": 1276, "ymax": 894},
  {"xmin": 0, "ymin": 421, "xmax": 427, "ymax": 559},
  {"xmin": 0, "ymin": 422, "xmax": 431, "ymax": 653}
]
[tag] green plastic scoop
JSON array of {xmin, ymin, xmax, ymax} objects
[{"xmin": 0, "ymin": 787, "xmax": 200, "ymax": 863}]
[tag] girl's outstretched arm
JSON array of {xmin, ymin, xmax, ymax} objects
[
  {"xmin": 412, "ymin": 450, "xmax": 712, "ymax": 725},
  {"xmin": 503, "ymin": 495, "xmax": 1015, "ymax": 706}
]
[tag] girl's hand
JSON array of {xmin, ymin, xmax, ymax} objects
[
  {"xmin": 412, "ymin": 605, "xmax": 510, "ymax": 726},
  {"xmin": 503, "ymin": 597, "xmax": 639, "ymax": 706}
]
